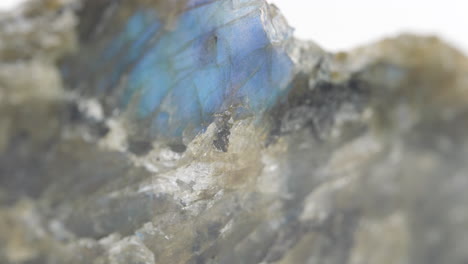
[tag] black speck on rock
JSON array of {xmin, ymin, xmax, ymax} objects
[
  {"xmin": 269, "ymin": 73, "xmax": 370, "ymax": 142},
  {"xmin": 213, "ymin": 112, "xmax": 232, "ymax": 152},
  {"xmin": 128, "ymin": 139, "xmax": 153, "ymax": 156}
]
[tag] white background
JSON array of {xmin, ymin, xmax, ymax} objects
[
  {"xmin": 269, "ymin": 0, "xmax": 468, "ymax": 53},
  {"xmin": 1, "ymin": 0, "xmax": 467, "ymax": 53},
  {"xmin": 0, "ymin": 0, "xmax": 27, "ymax": 10}
]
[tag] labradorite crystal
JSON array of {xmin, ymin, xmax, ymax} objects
[
  {"xmin": 1, "ymin": 1, "xmax": 468, "ymax": 264},
  {"xmin": 64, "ymin": 0, "xmax": 294, "ymax": 142}
]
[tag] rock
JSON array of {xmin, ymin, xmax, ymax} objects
[
  {"xmin": 1, "ymin": 0, "xmax": 468, "ymax": 264},
  {"xmin": 63, "ymin": 0, "xmax": 295, "ymax": 144}
]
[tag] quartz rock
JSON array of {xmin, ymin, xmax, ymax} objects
[{"xmin": 1, "ymin": 1, "xmax": 468, "ymax": 264}]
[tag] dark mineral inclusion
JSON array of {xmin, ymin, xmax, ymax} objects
[{"xmin": 1, "ymin": 0, "xmax": 468, "ymax": 264}]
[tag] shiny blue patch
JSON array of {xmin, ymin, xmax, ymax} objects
[{"xmin": 78, "ymin": 0, "xmax": 294, "ymax": 140}]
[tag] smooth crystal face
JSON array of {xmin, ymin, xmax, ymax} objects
[{"xmin": 65, "ymin": 0, "xmax": 294, "ymax": 140}]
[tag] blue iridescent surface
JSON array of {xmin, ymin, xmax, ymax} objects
[{"xmin": 68, "ymin": 0, "xmax": 295, "ymax": 140}]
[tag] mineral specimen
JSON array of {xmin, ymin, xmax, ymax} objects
[
  {"xmin": 1, "ymin": 0, "xmax": 468, "ymax": 264},
  {"xmin": 64, "ymin": 0, "xmax": 294, "ymax": 143}
]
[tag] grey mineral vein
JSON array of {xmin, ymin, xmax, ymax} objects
[{"xmin": 1, "ymin": 1, "xmax": 468, "ymax": 264}]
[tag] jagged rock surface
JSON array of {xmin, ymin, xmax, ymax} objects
[{"xmin": 1, "ymin": 1, "xmax": 468, "ymax": 264}]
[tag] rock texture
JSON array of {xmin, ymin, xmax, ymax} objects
[{"xmin": 1, "ymin": 1, "xmax": 468, "ymax": 264}]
